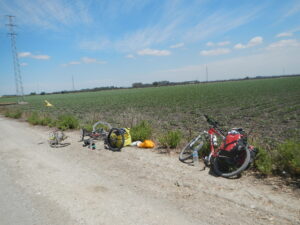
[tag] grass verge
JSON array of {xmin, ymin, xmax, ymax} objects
[
  {"xmin": 130, "ymin": 120, "xmax": 152, "ymax": 141},
  {"xmin": 159, "ymin": 130, "xmax": 182, "ymax": 149}
]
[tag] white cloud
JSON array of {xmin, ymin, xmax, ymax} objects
[
  {"xmin": 61, "ymin": 61, "xmax": 80, "ymax": 67},
  {"xmin": 234, "ymin": 43, "xmax": 247, "ymax": 49},
  {"xmin": 267, "ymin": 39, "xmax": 300, "ymax": 50},
  {"xmin": 200, "ymin": 48, "xmax": 231, "ymax": 56},
  {"xmin": 184, "ymin": 7, "xmax": 262, "ymax": 43},
  {"xmin": 32, "ymin": 55, "xmax": 50, "ymax": 60},
  {"xmin": 206, "ymin": 41, "xmax": 230, "ymax": 47},
  {"xmin": 20, "ymin": 62, "xmax": 28, "ymax": 66},
  {"xmin": 115, "ymin": 20, "xmax": 179, "ymax": 52},
  {"xmin": 154, "ymin": 45, "xmax": 300, "ymax": 82},
  {"xmin": 79, "ymin": 19, "xmax": 180, "ymax": 53},
  {"xmin": 81, "ymin": 57, "xmax": 106, "ymax": 64},
  {"xmin": 18, "ymin": 52, "xmax": 31, "ymax": 57},
  {"xmin": 18, "ymin": 52, "xmax": 50, "ymax": 60},
  {"xmin": 81, "ymin": 57, "xmax": 96, "ymax": 63},
  {"xmin": 69, "ymin": 61, "xmax": 81, "ymax": 65},
  {"xmin": 248, "ymin": 36, "xmax": 263, "ymax": 47},
  {"xmin": 79, "ymin": 38, "xmax": 112, "ymax": 51},
  {"xmin": 0, "ymin": 0, "xmax": 92, "ymax": 30},
  {"xmin": 96, "ymin": 0, "xmax": 152, "ymax": 20},
  {"xmin": 77, "ymin": 2, "xmax": 262, "ymax": 54},
  {"xmin": 234, "ymin": 36, "xmax": 263, "ymax": 49},
  {"xmin": 125, "ymin": 54, "xmax": 135, "ymax": 59},
  {"xmin": 283, "ymin": 1, "xmax": 300, "ymax": 19},
  {"xmin": 170, "ymin": 43, "xmax": 184, "ymax": 49},
  {"xmin": 276, "ymin": 32, "xmax": 293, "ymax": 38},
  {"xmin": 137, "ymin": 48, "xmax": 171, "ymax": 56},
  {"xmin": 62, "ymin": 57, "xmax": 107, "ymax": 66},
  {"xmin": 206, "ymin": 42, "xmax": 214, "ymax": 47},
  {"xmin": 218, "ymin": 41, "xmax": 231, "ymax": 46}
]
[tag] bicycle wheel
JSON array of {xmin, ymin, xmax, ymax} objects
[
  {"xmin": 107, "ymin": 128, "xmax": 125, "ymax": 151},
  {"xmin": 179, "ymin": 133, "xmax": 206, "ymax": 162},
  {"xmin": 213, "ymin": 147, "xmax": 250, "ymax": 178}
]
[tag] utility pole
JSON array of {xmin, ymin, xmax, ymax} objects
[
  {"xmin": 6, "ymin": 15, "xmax": 25, "ymax": 102},
  {"xmin": 206, "ymin": 64, "xmax": 208, "ymax": 82},
  {"xmin": 72, "ymin": 75, "xmax": 75, "ymax": 91}
]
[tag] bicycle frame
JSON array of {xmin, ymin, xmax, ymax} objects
[{"xmin": 204, "ymin": 126, "xmax": 225, "ymax": 163}]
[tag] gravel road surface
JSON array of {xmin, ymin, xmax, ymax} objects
[{"xmin": 0, "ymin": 116, "xmax": 299, "ymax": 225}]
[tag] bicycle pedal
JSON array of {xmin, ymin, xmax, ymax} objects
[{"xmin": 204, "ymin": 157, "xmax": 210, "ymax": 167}]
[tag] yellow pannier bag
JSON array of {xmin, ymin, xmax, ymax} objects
[
  {"xmin": 112, "ymin": 128, "xmax": 132, "ymax": 147},
  {"xmin": 123, "ymin": 128, "xmax": 132, "ymax": 146}
]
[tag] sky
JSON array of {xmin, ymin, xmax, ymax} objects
[{"xmin": 0, "ymin": 0, "xmax": 300, "ymax": 95}]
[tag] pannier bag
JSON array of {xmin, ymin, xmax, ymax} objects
[
  {"xmin": 219, "ymin": 129, "xmax": 246, "ymax": 152},
  {"xmin": 112, "ymin": 128, "xmax": 132, "ymax": 147},
  {"xmin": 122, "ymin": 128, "xmax": 132, "ymax": 146}
]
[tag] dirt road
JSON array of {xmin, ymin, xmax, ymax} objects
[{"xmin": 0, "ymin": 116, "xmax": 299, "ymax": 225}]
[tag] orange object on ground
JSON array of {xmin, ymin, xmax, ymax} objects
[{"xmin": 138, "ymin": 140, "xmax": 155, "ymax": 148}]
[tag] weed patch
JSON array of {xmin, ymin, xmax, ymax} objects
[
  {"xmin": 275, "ymin": 139, "xmax": 300, "ymax": 176},
  {"xmin": 254, "ymin": 146, "xmax": 273, "ymax": 175},
  {"xmin": 131, "ymin": 120, "xmax": 152, "ymax": 141},
  {"xmin": 27, "ymin": 112, "xmax": 53, "ymax": 126},
  {"xmin": 56, "ymin": 114, "xmax": 79, "ymax": 130},
  {"xmin": 5, "ymin": 110, "xmax": 22, "ymax": 119},
  {"xmin": 39, "ymin": 116, "xmax": 53, "ymax": 126},
  {"xmin": 27, "ymin": 112, "xmax": 40, "ymax": 125},
  {"xmin": 159, "ymin": 130, "xmax": 182, "ymax": 149}
]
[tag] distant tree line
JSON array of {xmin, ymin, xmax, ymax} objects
[
  {"xmin": 132, "ymin": 80, "xmax": 200, "ymax": 88},
  {"xmin": 131, "ymin": 74, "xmax": 300, "ymax": 88},
  {"xmin": 1, "ymin": 74, "xmax": 299, "ymax": 97}
]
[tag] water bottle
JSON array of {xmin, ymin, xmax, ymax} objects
[
  {"xmin": 193, "ymin": 149, "xmax": 200, "ymax": 167},
  {"xmin": 213, "ymin": 135, "xmax": 218, "ymax": 146}
]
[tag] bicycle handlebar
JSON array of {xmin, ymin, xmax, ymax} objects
[
  {"xmin": 204, "ymin": 114, "xmax": 225, "ymax": 135},
  {"xmin": 204, "ymin": 114, "xmax": 218, "ymax": 127}
]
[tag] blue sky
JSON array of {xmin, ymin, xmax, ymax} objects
[{"xmin": 0, "ymin": 0, "xmax": 300, "ymax": 95}]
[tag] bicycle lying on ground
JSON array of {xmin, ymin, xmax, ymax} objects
[
  {"xmin": 80, "ymin": 121, "xmax": 125, "ymax": 151},
  {"xmin": 48, "ymin": 130, "xmax": 70, "ymax": 148},
  {"xmin": 179, "ymin": 115, "xmax": 257, "ymax": 178}
]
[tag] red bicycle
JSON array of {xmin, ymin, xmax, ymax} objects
[{"xmin": 179, "ymin": 115, "xmax": 256, "ymax": 178}]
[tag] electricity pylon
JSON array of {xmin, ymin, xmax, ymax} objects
[{"xmin": 6, "ymin": 15, "xmax": 25, "ymax": 102}]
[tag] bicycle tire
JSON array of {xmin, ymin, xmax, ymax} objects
[
  {"xmin": 107, "ymin": 128, "xmax": 125, "ymax": 151},
  {"xmin": 179, "ymin": 134, "xmax": 205, "ymax": 162},
  {"xmin": 80, "ymin": 128, "xmax": 85, "ymax": 141},
  {"xmin": 213, "ymin": 147, "xmax": 251, "ymax": 178},
  {"xmin": 92, "ymin": 121, "xmax": 112, "ymax": 132}
]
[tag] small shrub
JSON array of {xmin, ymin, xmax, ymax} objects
[
  {"xmin": 131, "ymin": 120, "xmax": 152, "ymax": 141},
  {"xmin": 81, "ymin": 124, "xmax": 93, "ymax": 132},
  {"xmin": 39, "ymin": 116, "xmax": 52, "ymax": 126},
  {"xmin": 275, "ymin": 140, "xmax": 300, "ymax": 176},
  {"xmin": 14, "ymin": 111, "xmax": 22, "ymax": 118},
  {"xmin": 57, "ymin": 114, "xmax": 79, "ymax": 130},
  {"xmin": 5, "ymin": 110, "xmax": 22, "ymax": 119},
  {"xmin": 27, "ymin": 112, "xmax": 40, "ymax": 125},
  {"xmin": 254, "ymin": 146, "xmax": 273, "ymax": 175},
  {"xmin": 159, "ymin": 130, "xmax": 182, "ymax": 149},
  {"xmin": 48, "ymin": 120, "xmax": 57, "ymax": 127},
  {"xmin": 4, "ymin": 111, "xmax": 10, "ymax": 117}
]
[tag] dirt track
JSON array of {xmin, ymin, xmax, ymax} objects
[{"xmin": 0, "ymin": 116, "xmax": 299, "ymax": 225}]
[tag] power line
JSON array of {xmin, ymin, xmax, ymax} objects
[{"xmin": 6, "ymin": 15, "xmax": 25, "ymax": 102}]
